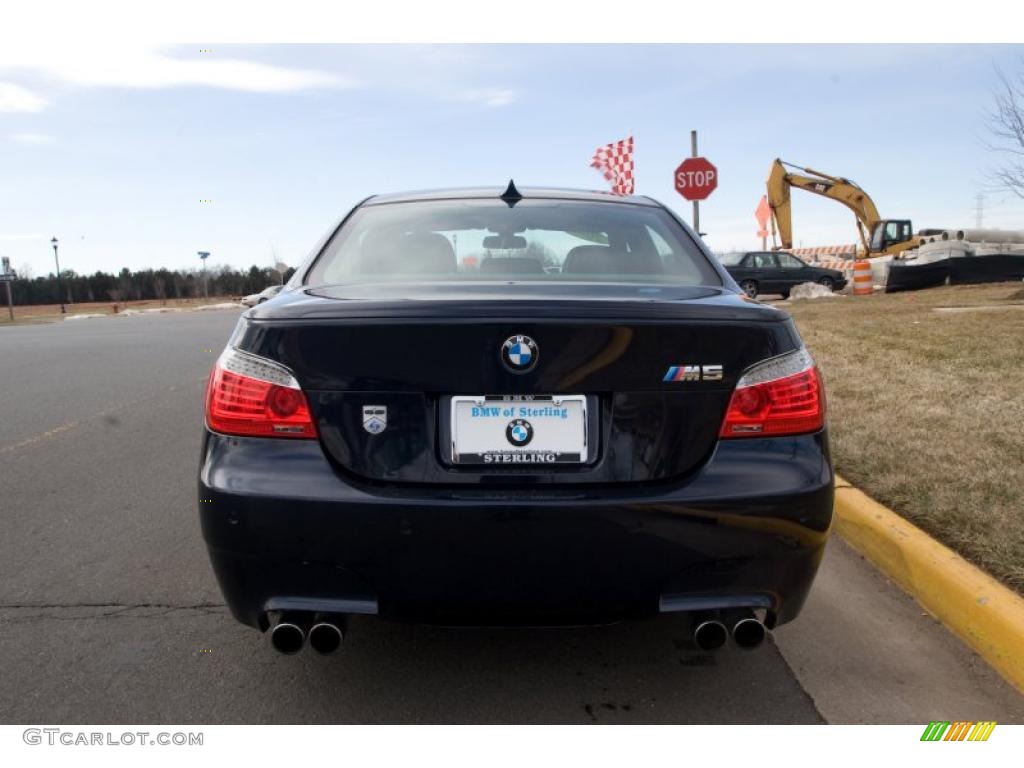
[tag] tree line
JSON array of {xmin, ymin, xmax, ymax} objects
[{"xmin": 4, "ymin": 264, "xmax": 296, "ymax": 306}]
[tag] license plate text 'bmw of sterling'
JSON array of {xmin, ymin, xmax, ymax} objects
[
  {"xmin": 199, "ymin": 181, "xmax": 835, "ymax": 656},
  {"xmin": 450, "ymin": 395, "xmax": 589, "ymax": 464}
]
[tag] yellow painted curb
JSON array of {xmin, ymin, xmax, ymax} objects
[{"xmin": 833, "ymin": 473, "xmax": 1024, "ymax": 694}]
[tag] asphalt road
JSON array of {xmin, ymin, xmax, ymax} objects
[{"xmin": 1, "ymin": 310, "xmax": 1022, "ymax": 724}]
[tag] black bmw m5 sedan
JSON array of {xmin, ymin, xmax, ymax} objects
[{"xmin": 199, "ymin": 184, "xmax": 834, "ymax": 655}]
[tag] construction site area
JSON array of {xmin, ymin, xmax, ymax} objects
[{"xmin": 715, "ymin": 158, "xmax": 1024, "ymax": 299}]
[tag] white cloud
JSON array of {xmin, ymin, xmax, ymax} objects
[
  {"xmin": 56, "ymin": 53, "xmax": 351, "ymax": 92},
  {"xmin": 0, "ymin": 82, "xmax": 48, "ymax": 112},
  {"xmin": 1, "ymin": 45, "xmax": 518, "ymax": 113},
  {"xmin": 10, "ymin": 132, "xmax": 54, "ymax": 144},
  {"xmin": 0, "ymin": 45, "xmax": 355, "ymax": 100},
  {"xmin": 454, "ymin": 88, "xmax": 520, "ymax": 107}
]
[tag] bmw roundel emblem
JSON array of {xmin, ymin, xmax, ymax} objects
[
  {"xmin": 501, "ymin": 334, "xmax": 539, "ymax": 373},
  {"xmin": 506, "ymin": 418, "xmax": 534, "ymax": 447}
]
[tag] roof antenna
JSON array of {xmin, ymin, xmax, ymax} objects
[{"xmin": 500, "ymin": 179, "xmax": 523, "ymax": 207}]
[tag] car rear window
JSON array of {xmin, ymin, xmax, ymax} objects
[
  {"xmin": 716, "ymin": 252, "xmax": 746, "ymax": 266},
  {"xmin": 306, "ymin": 199, "xmax": 721, "ymax": 286}
]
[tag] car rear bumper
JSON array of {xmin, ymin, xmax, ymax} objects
[{"xmin": 199, "ymin": 430, "xmax": 834, "ymax": 629}]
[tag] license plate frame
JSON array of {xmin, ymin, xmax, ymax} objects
[{"xmin": 449, "ymin": 395, "xmax": 590, "ymax": 466}]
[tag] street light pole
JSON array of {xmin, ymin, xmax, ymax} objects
[
  {"xmin": 197, "ymin": 252, "xmax": 210, "ymax": 299},
  {"xmin": 51, "ymin": 237, "xmax": 65, "ymax": 314}
]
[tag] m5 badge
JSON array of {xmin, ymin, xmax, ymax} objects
[
  {"xmin": 663, "ymin": 364, "xmax": 723, "ymax": 382},
  {"xmin": 362, "ymin": 405, "xmax": 387, "ymax": 434}
]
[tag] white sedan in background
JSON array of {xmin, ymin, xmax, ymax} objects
[{"xmin": 240, "ymin": 285, "xmax": 284, "ymax": 307}]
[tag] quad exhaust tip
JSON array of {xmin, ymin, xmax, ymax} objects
[
  {"xmin": 692, "ymin": 608, "xmax": 768, "ymax": 652},
  {"xmin": 308, "ymin": 619, "xmax": 345, "ymax": 655},
  {"xmin": 269, "ymin": 620, "xmax": 306, "ymax": 655},
  {"xmin": 693, "ymin": 619, "xmax": 729, "ymax": 652},
  {"xmin": 269, "ymin": 612, "xmax": 346, "ymax": 655},
  {"xmin": 732, "ymin": 617, "xmax": 767, "ymax": 650}
]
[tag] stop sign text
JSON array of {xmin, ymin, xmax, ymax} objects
[{"xmin": 674, "ymin": 157, "xmax": 718, "ymax": 201}]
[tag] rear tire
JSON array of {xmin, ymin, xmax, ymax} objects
[
  {"xmin": 818, "ymin": 276, "xmax": 835, "ymax": 291},
  {"xmin": 740, "ymin": 280, "xmax": 759, "ymax": 299}
]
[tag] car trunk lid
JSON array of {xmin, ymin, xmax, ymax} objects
[{"xmin": 235, "ymin": 284, "xmax": 799, "ymax": 484}]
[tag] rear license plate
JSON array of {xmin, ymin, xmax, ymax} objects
[{"xmin": 450, "ymin": 395, "xmax": 589, "ymax": 465}]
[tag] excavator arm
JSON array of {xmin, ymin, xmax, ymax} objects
[{"xmin": 767, "ymin": 159, "xmax": 883, "ymax": 253}]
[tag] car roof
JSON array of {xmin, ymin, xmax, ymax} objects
[{"xmin": 362, "ymin": 186, "xmax": 662, "ymax": 208}]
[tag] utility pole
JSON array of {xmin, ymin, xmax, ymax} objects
[
  {"xmin": 691, "ymin": 130, "xmax": 700, "ymax": 236},
  {"xmin": 975, "ymin": 193, "xmax": 984, "ymax": 229},
  {"xmin": 51, "ymin": 237, "xmax": 65, "ymax": 314}
]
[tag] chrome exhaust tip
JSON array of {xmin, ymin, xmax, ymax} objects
[
  {"xmin": 732, "ymin": 617, "xmax": 767, "ymax": 650},
  {"xmin": 269, "ymin": 614, "xmax": 307, "ymax": 655},
  {"xmin": 692, "ymin": 619, "xmax": 729, "ymax": 652},
  {"xmin": 308, "ymin": 617, "xmax": 345, "ymax": 655}
]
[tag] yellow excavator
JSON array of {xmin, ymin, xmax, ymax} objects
[{"xmin": 766, "ymin": 159, "xmax": 917, "ymax": 258}]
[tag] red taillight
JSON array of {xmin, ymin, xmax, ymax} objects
[
  {"xmin": 720, "ymin": 351, "xmax": 825, "ymax": 438},
  {"xmin": 205, "ymin": 350, "xmax": 317, "ymax": 439}
]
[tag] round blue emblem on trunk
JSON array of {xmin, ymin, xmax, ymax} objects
[{"xmin": 501, "ymin": 335, "xmax": 538, "ymax": 373}]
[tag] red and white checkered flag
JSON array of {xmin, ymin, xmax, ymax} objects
[{"xmin": 590, "ymin": 136, "xmax": 634, "ymax": 195}]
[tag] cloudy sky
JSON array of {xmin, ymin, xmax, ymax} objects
[{"xmin": 2, "ymin": 44, "xmax": 1024, "ymax": 277}]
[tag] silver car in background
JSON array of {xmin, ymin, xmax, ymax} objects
[{"xmin": 240, "ymin": 284, "xmax": 284, "ymax": 307}]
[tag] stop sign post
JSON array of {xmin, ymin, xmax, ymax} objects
[{"xmin": 674, "ymin": 130, "xmax": 718, "ymax": 236}]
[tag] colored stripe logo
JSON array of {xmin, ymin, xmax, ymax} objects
[
  {"xmin": 662, "ymin": 365, "xmax": 700, "ymax": 382},
  {"xmin": 920, "ymin": 721, "xmax": 996, "ymax": 741}
]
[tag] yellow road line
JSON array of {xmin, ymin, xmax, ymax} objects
[
  {"xmin": 0, "ymin": 422, "xmax": 79, "ymax": 454},
  {"xmin": 834, "ymin": 473, "xmax": 1024, "ymax": 694}
]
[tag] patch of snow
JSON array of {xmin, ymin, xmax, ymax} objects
[
  {"xmin": 63, "ymin": 313, "xmax": 106, "ymax": 321},
  {"xmin": 194, "ymin": 302, "xmax": 242, "ymax": 311},
  {"xmin": 788, "ymin": 282, "xmax": 842, "ymax": 301},
  {"xmin": 117, "ymin": 307, "xmax": 181, "ymax": 316},
  {"xmin": 933, "ymin": 305, "xmax": 1024, "ymax": 314}
]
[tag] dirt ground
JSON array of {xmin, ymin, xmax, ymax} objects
[
  {"xmin": 0, "ymin": 296, "xmax": 238, "ymax": 325},
  {"xmin": 785, "ymin": 283, "xmax": 1024, "ymax": 592}
]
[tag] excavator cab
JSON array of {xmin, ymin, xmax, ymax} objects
[{"xmin": 869, "ymin": 219, "xmax": 914, "ymax": 254}]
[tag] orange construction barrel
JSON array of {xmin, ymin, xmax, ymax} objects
[{"xmin": 853, "ymin": 260, "xmax": 873, "ymax": 296}]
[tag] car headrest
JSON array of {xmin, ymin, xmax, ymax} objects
[
  {"xmin": 479, "ymin": 257, "xmax": 545, "ymax": 274},
  {"xmin": 358, "ymin": 231, "xmax": 456, "ymax": 274},
  {"xmin": 562, "ymin": 245, "xmax": 617, "ymax": 274},
  {"xmin": 562, "ymin": 244, "xmax": 663, "ymax": 275},
  {"xmin": 403, "ymin": 232, "xmax": 456, "ymax": 274}
]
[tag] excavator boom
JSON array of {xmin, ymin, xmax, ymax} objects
[{"xmin": 767, "ymin": 159, "xmax": 883, "ymax": 253}]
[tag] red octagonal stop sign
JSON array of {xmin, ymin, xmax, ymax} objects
[{"xmin": 674, "ymin": 156, "xmax": 718, "ymax": 201}]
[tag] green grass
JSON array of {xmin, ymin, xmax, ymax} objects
[{"xmin": 785, "ymin": 283, "xmax": 1024, "ymax": 592}]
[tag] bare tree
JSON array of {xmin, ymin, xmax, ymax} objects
[
  {"xmin": 17, "ymin": 262, "xmax": 34, "ymax": 280},
  {"xmin": 987, "ymin": 64, "xmax": 1024, "ymax": 199},
  {"xmin": 154, "ymin": 276, "xmax": 167, "ymax": 306}
]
